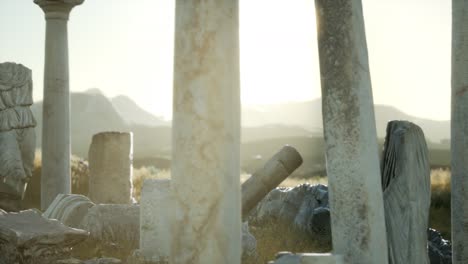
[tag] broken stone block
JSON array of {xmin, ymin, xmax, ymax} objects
[
  {"xmin": 75, "ymin": 204, "xmax": 140, "ymax": 260},
  {"xmin": 269, "ymin": 252, "xmax": 343, "ymax": 264},
  {"xmin": 140, "ymin": 179, "xmax": 171, "ymax": 262},
  {"xmin": 0, "ymin": 209, "xmax": 88, "ymax": 264},
  {"xmin": 0, "ymin": 62, "xmax": 37, "ymax": 212},
  {"xmin": 43, "ymin": 194, "xmax": 95, "ymax": 228},
  {"xmin": 88, "ymin": 132, "xmax": 133, "ymax": 204},
  {"xmin": 248, "ymin": 183, "xmax": 331, "ymax": 245}
]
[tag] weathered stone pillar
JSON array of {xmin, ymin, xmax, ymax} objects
[
  {"xmin": 171, "ymin": 0, "xmax": 241, "ymax": 263},
  {"xmin": 314, "ymin": 1, "xmax": 388, "ymax": 263},
  {"xmin": 34, "ymin": 0, "xmax": 84, "ymax": 210},
  {"xmin": 88, "ymin": 132, "xmax": 133, "ymax": 204},
  {"xmin": 451, "ymin": 1, "xmax": 468, "ymax": 263}
]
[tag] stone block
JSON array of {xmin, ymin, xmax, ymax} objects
[
  {"xmin": 88, "ymin": 132, "xmax": 133, "ymax": 204},
  {"xmin": 270, "ymin": 252, "xmax": 343, "ymax": 264},
  {"xmin": 140, "ymin": 179, "xmax": 171, "ymax": 262},
  {"xmin": 77, "ymin": 204, "xmax": 139, "ymax": 260}
]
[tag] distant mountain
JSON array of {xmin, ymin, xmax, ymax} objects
[
  {"xmin": 31, "ymin": 90, "xmax": 449, "ymax": 166},
  {"xmin": 111, "ymin": 95, "xmax": 170, "ymax": 127},
  {"xmin": 32, "ymin": 91, "xmax": 130, "ymax": 157},
  {"xmin": 242, "ymin": 99, "xmax": 450, "ymax": 143},
  {"xmin": 31, "ymin": 90, "xmax": 315, "ymax": 159}
]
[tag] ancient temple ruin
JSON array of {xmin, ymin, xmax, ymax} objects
[{"xmin": 0, "ymin": 0, "xmax": 465, "ymax": 264}]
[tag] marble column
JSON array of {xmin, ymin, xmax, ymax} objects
[
  {"xmin": 171, "ymin": 0, "xmax": 241, "ymax": 263},
  {"xmin": 314, "ymin": 1, "xmax": 388, "ymax": 263},
  {"xmin": 34, "ymin": 0, "xmax": 83, "ymax": 210},
  {"xmin": 451, "ymin": 1, "xmax": 468, "ymax": 263}
]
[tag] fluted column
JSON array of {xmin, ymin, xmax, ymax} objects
[
  {"xmin": 314, "ymin": 1, "xmax": 388, "ymax": 263},
  {"xmin": 34, "ymin": 0, "xmax": 84, "ymax": 210},
  {"xmin": 171, "ymin": 1, "xmax": 241, "ymax": 263},
  {"xmin": 451, "ymin": 1, "xmax": 468, "ymax": 263}
]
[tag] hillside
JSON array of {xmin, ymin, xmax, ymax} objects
[{"xmin": 111, "ymin": 95, "xmax": 170, "ymax": 127}]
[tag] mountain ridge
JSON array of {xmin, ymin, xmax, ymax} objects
[{"xmin": 30, "ymin": 90, "xmax": 449, "ymax": 160}]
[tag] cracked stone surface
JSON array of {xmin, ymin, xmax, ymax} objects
[{"xmin": 0, "ymin": 209, "xmax": 88, "ymax": 264}]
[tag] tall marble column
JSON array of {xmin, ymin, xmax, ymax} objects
[
  {"xmin": 451, "ymin": 1, "xmax": 468, "ymax": 263},
  {"xmin": 34, "ymin": 0, "xmax": 84, "ymax": 210},
  {"xmin": 314, "ymin": 1, "xmax": 388, "ymax": 263},
  {"xmin": 171, "ymin": 1, "xmax": 241, "ymax": 263}
]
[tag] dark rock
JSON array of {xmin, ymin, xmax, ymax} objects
[
  {"xmin": 248, "ymin": 183, "xmax": 331, "ymax": 244},
  {"xmin": 428, "ymin": 228, "xmax": 452, "ymax": 264}
]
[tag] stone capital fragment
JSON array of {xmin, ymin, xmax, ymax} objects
[{"xmin": 34, "ymin": 0, "xmax": 84, "ymax": 20}]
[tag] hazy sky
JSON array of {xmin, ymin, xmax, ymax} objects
[{"xmin": 0, "ymin": 0, "xmax": 450, "ymax": 120}]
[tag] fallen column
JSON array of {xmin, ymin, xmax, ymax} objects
[
  {"xmin": 242, "ymin": 145, "xmax": 303, "ymax": 217},
  {"xmin": 314, "ymin": 0, "xmax": 388, "ymax": 263},
  {"xmin": 381, "ymin": 121, "xmax": 431, "ymax": 264}
]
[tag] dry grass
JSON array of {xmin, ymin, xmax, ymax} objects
[
  {"xmin": 240, "ymin": 174, "xmax": 327, "ymax": 187},
  {"xmin": 429, "ymin": 168, "xmax": 451, "ymax": 239},
  {"xmin": 132, "ymin": 166, "xmax": 170, "ymax": 201}
]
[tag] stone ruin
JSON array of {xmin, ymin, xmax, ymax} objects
[
  {"xmin": 1, "ymin": 0, "xmax": 467, "ymax": 263},
  {"xmin": 381, "ymin": 121, "xmax": 431, "ymax": 263},
  {"xmin": 88, "ymin": 132, "xmax": 134, "ymax": 204},
  {"xmin": 0, "ymin": 62, "xmax": 36, "ymax": 212},
  {"xmin": 0, "ymin": 209, "xmax": 88, "ymax": 264}
]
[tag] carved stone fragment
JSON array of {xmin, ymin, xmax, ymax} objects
[
  {"xmin": 381, "ymin": 120, "xmax": 431, "ymax": 264},
  {"xmin": 0, "ymin": 62, "xmax": 36, "ymax": 212}
]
